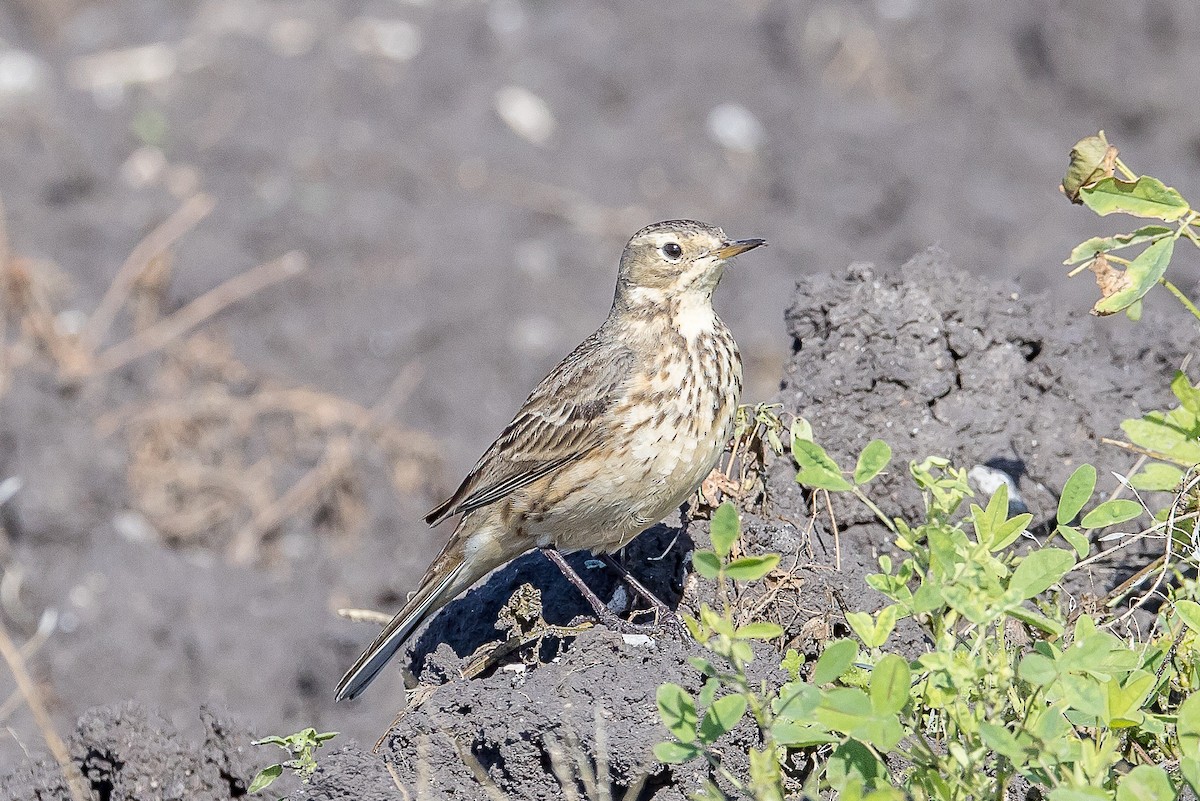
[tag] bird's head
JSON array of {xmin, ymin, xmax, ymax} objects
[{"xmin": 613, "ymin": 219, "xmax": 765, "ymax": 310}]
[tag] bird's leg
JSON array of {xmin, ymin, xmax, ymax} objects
[
  {"xmin": 600, "ymin": 554, "xmax": 676, "ymax": 621},
  {"xmin": 538, "ymin": 547, "xmax": 654, "ymax": 633}
]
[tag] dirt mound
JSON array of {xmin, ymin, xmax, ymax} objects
[{"xmin": 0, "ymin": 704, "xmax": 255, "ymax": 801}]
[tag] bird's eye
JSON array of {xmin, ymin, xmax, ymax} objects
[{"xmin": 661, "ymin": 242, "xmax": 683, "ymax": 260}]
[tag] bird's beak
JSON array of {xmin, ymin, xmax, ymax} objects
[{"xmin": 715, "ymin": 238, "xmax": 766, "ymax": 260}]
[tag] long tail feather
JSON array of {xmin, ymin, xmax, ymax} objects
[{"xmin": 334, "ymin": 559, "xmax": 466, "ymax": 701}]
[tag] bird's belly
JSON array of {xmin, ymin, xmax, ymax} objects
[{"xmin": 520, "ymin": 392, "xmax": 735, "ymax": 554}]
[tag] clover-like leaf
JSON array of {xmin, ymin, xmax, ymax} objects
[
  {"xmin": 1079, "ymin": 175, "xmax": 1190, "ymax": 221},
  {"xmin": 709, "ymin": 502, "xmax": 739, "ymax": 560},
  {"xmin": 1092, "ymin": 236, "xmax": 1175, "ymax": 316},
  {"xmin": 1009, "ymin": 548, "xmax": 1075, "ymax": 599},
  {"xmin": 724, "ymin": 554, "xmax": 780, "ymax": 582},
  {"xmin": 1065, "ymin": 226, "xmax": 1173, "ymax": 264},
  {"xmin": 1116, "ymin": 765, "xmax": 1176, "ymax": 801},
  {"xmin": 793, "ymin": 440, "xmax": 852, "ymax": 492},
  {"xmin": 692, "ymin": 550, "xmax": 721, "ymax": 580},
  {"xmin": 868, "ymin": 654, "xmax": 911, "ymax": 716},
  {"xmin": 1080, "ymin": 499, "xmax": 1143, "ymax": 529},
  {"xmin": 1129, "ymin": 463, "xmax": 1184, "ymax": 492},
  {"xmin": 653, "ymin": 740, "xmax": 702, "ymax": 764},
  {"xmin": 735, "ymin": 621, "xmax": 784, "ymax": 640},
  {"xmin": 248, "ymin": 765, "xmax": 283, "ymax": 794},
  {"xmin": 1057, "ymin": 464, "xmax": 1097, "ymax": 525},
  {"xmin": 812, "ymin": 638, "xmax": 858, "ymax": 685},
  {"xmin": 853, "ymin": 439, "xmax": 892, "ymax": 485},
  {"xmin": 698, "ymin": 694, "xmax": 747, "ymax": 744},
  {"xmin": 656, "ymin": 683, "xmax": 698, "ymax": 743}
]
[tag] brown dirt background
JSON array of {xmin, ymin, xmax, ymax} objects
[{"xmin": 0, "ymin": 0, "xmax": 1198, "ymax": 798}]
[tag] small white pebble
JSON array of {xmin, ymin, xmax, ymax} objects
[
  {"xmin": 0, "ymin": 50, "xmax": 44, "ymax": 99},
  {"xmin": 706, "ymin": 103, "xmax": 764, "ymax": 153},
  {"xmin": 120, "ymin": 146, "xmax": 167, "ymax": 188},
  {"xmin": 494, "ymin": 85, "xmax": 556, "ymax": 145},
  {"xmin": 621, "ymin": 633, "xmax": 655, "ymax": 648}
]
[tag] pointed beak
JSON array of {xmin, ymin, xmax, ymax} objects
[{"xmin": 715, "ymin": 238, "xmax": 766, "ymax": 260}]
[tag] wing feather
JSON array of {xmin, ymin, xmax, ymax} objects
[{"xmin": 424, "ymin": 330, "xmax": 634, "ymax": 526}]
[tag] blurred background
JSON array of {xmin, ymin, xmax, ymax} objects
[{"xmin": 0, "ymin": 0, "xmax": 1198, "ymax": 770}]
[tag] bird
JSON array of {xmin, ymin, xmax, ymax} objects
[{"xmin": 335, "ymin": 220, "xmax": 765, "ymax": 701}]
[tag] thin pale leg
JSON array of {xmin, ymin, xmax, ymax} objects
[
  {"xmin": 600, "ymin": 554, "xmax": 675, "ymax": 619},
  {"xmin": 539, "ymin": 547, "xmax": 657, "ymax": 633}
]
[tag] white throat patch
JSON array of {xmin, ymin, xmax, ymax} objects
[{"xmin": 674, "ymin": 293, "xmax": 716, "ymax": 341}]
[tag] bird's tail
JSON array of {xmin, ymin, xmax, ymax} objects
[{"xmin": 334, "ymin": 526, "xmax": 508, "ymax": 701}]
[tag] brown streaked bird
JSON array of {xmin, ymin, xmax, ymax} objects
[{"xmin": 335, "ymin": 220, "xmax": 765, "ymax": 701}]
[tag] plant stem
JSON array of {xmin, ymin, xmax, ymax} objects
[
  {"xmin": 1113, "ymin": 157, "xmax": 1138, "ymax": 182},
  {"xmin": 851, "ymin": 487, "xmax": 897, "ymax": 533},
  {"xmin": 1159, "ymin": 278, "xmax": 1200, "ymax": 323}
]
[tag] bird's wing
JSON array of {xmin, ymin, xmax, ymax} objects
[{"xmin": 424, "ymin": 332, "xmax": 635, "ymax": 526}]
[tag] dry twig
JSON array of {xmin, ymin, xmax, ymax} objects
[
  {"xmin": 92, "ymin": 250, "xmax": 307, "ymax": 376},
  {"xmin": 0, "ymin": 619, "xmax": 88, "ymax": 801},
  {"xmin": 79, "ymin": 193, "xmax": 215, "ymax": 353}
]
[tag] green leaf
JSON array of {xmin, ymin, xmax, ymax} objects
[
  {"xmin": 1181, "ymin": 757, "xmax": 1200, "ymax": 796},
  {"xmin": 735, "ymin": 621, "xmax": 784, "ymax": 640},
  {"xmin": 1056, "ymin": 524, "xmax": 1091, "ymax": 559},
  {"xmin": 1117, "ymin": 765, "xmax": 1176, "ymax": 801},
  {"xmin": 709, "ymin": 502, "xmax": 739, "ymax": 559},
  {"xmin": 1176, "ymin": 600, "xmax": 1200, "ymax": 634},
  {"xmin": 814, "ymin": 688, "xmax": 873, "ymax": 734},
  {"xmin": 653, "ymin": 740, "xmax": 702, "ymax": 764},
  {"xmin": 781, "ymin": 649, "xmax": 803, "ymax": 681},
  {"xmin": 252, "ymin": 736, "xmax": 288, "ymax": 747},
  {"xmin": 692, "ymin": 550, "xmax": 721, "ymax": 579},
  {"xmin": 846, "ymin": 605, "xmax": 898, "ymax": 650},
  {"xmin": 853, "ymin": 440, "xmax": 892, "ymax": 485},
  {"xmin": 1061, "ymin": 133, "xmax": 1114, "ymax": 203},
  {"xmin": 1009, "ymin": 548, "xmax": 1075, "ymax": 599},
  {"xmin": 812, "ymin": 639, "xmax": 858, "ymax": 684},
  {"xmin": 1065, "ymin": 226, "xmax": 1174, "ymax": 264},
  {"xmin": 1057, "ymin": 464, "xmax": 1097, "ymax": 524},
  {"xmin": 724, "ymin": 554, "xmax": 780, "ymax": 582},
  {"xmin": 1008, "ymin": 605, "xmax": 1065, "ymax": 636},
  {"xmin": 869, "ymin": 655, "xmax": 911, "ymax": 716},
  {"xmin": 825, "ymin": 740, "xmax": 888, "ymax": 793},
  {"xmin": 790, "ymin": 417, "xmax": 813, "ymax": 444},
  {"xmin": 698, "ymin": 694, "xmax": 747, "ymax": 744},
  {"xmin": 1081, "ymin": 499, "xmax": 1143, "ymax": 529},
  {"xmin": 1050, "ymin": 789, "xmax": 1114, "ymax": 801},
  {"xmin": 656, "ymin": 684, "xmax": 698, "ymax": 743},
  {"xmin": 980, "ymin": 483, "xmax": 1009, "ymax": 539},
  {"xmin": 771, "ymin": 721, "xmax": 838, "ymax": 747},
  {"xmin": 248, "ymin": 764, "xmax": 283, "ymax": 794},
  {"xmin": 1178, "ymin": 690, "xmax": 1200, "ymax": 755},
  {"xmin": 793, "ymin": 440, "xmax": 852, "ymax": 492},
  {"xmin": 1018, "ymin": 651, "xmax": 1059, "ymax": 689},
  {"xmin": 1172, "ymin": 370, "xmax": 1200, "ymax": 414},
  {"xmin": 1093, "ymin": 236, "xmax": 1176, "ymax": 316},
  {"xmin": 1079, "ymin": 176, "xmax": 1191, "ymax": 221},
  {"xmin": 774, "ymin": 681, "xmax": 821, "ymax": 720},
  {"xmin": 1130, "ymin": 462, "xmax": 1185, "ymax": 492},
  {"xmin": 1122, "ymin": 416, "xmax": 1187, "ymax": 452},
  {"xmin": 990, "ymin": 513, "xmax": 1033, "ymax": 552},
  {"xmin": 979, "ymin": 722, "xmax": 1025, "ymax": 762}
]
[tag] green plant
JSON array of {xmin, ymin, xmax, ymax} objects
[
  {"xmin": 248, "ymin": 727, "xmax": 339, "ymax": 794},
  {"xmin": 657, "ymin": 452, "xmax": 1200, "ymax": 800},
  {"xmin": 1060, "ymin": 130, "xmax": 1200, "ymax": 322}
]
